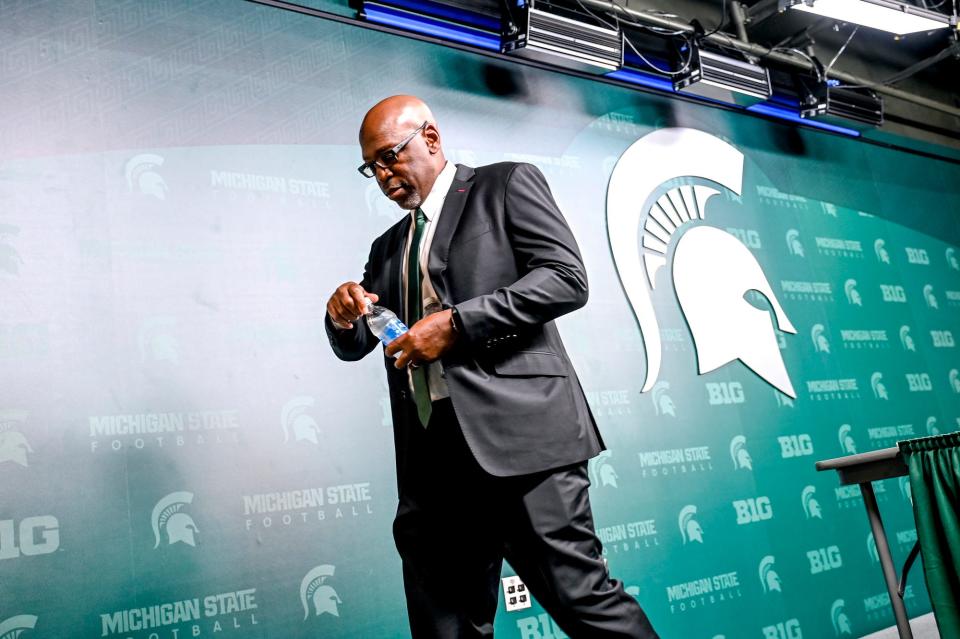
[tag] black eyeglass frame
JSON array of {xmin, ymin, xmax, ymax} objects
[{"xmin": 357, "ymin": 121, "xmax": 428, "ymax": 178}]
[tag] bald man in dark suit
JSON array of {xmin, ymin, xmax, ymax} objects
[{"xmin": 326, "ymin": 95, "xmax": 658, "ymax": 639}]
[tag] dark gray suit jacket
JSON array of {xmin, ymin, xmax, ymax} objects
[{"xmin": 326, "ymin": 162, "xmax": 603, "ymax": 477}]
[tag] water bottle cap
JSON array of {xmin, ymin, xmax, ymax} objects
[{"xmin": 362, "ymin": 297, "xmax": 373, "ymax": 314}]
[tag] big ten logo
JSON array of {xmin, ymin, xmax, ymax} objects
[
  {"xmin": 808, "ymin": 545, "xmax": 842, "ymax": 574},
  {"xmin": 516, "ymin": 613, "xmax": 567, "ymax": 639},
  {"xmin": 724, "ymin": 227, "xmax": 761, "ymax": 249},
  {"xmin": 779, "ymin": 434, "xmax": 813, "ymax": 458},
  {"xmin": 0, "ymin": 516, "xmax": 60, "ymax": 559},
  {"xmin": 905, "ymin": 373, "xmax": 933, "ymax": 392},
  {"xmin": 706, "ymin": 382, "xmax": 744, "ymax": 406},
  {"xmin": 931, "ymin": 330, "xmax": 955, "ymax": 348},
  {"xmin": 879, "ymin": 284, "xmax": 907, "ymax": 303},
  {"xmin": 762, "ymin": 619, "xmax": 803, "ymax": 639},
  {"xmin": 905, "ymin": 247, "xmax": 930, "ymax": 265},
  {"xmin": 732, "ymin": 497, "xmax": 772, "ymax": 525}
]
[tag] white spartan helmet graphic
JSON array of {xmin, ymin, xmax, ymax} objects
[
  {"xmin": 927, "ymin": 416, "xmax": 940, "ymax": 436},
  {"xmin": 899, "ymin": 477, "xmax": 913, "ymax": 505},
  {"xmin": 802, "ymin": 485, "xmax": 823, "ymax": 519},
  {"xmin": 924, "ymin": 284, "xmax": 938, "ymax": 309},
  {"xmin": 947, "ymin": 247, "xmax": 959, "ymax": 271},
  {"xmin": 651, "ymin": 381, "xmax": 676, "ymax": 417},
  {"xmin": 811, "ymin": 324, "xmax": 830, "ymax": 354},
  {"xmin": 729, "ymin": 435, "xmax": 752, "ymax": 470},
  {"xmin": 138, "ymin": 316, "xmax": 179, "ymax": 364},
  {"xmin": 282, "ymin": 396, "xmax": 320, "ymax": 444},
  {"xmin": 874, "ymin": 239, "xmax": 890, "ymax": 264},
  {"xmin": 900, "ymin": 326, "xmax": 915, "ymax": 351},
  {"xmin": 950, "ymin": 369, "xmax": 960, "ymax": 393},
  {"xmin": 838, "ymin": 424, "xmax": 857, "ymax": 455},
  {"xmin": 0, "ymin": 615, "xmax": 38, "ymax": 639},
  {"xmin": 0, "ymin": 430, "xmax": 32, "ymax": 467},
  {"xmin": 152, "ymin": 491, "xmax": 198, "ymax": 548},
  {"xmin": 759, "ymin": 555, "xmax": 782, "ymax": 593},
  {"xmin": 843, "ymin": 279, "xmax": 862, "ymax": 306},
  {"xmin": 589, "ymin": 450, "xmax": 619, "ymax": 488},
  {"xmin": 867, "ymin": 532, "xmax": 880, "ymax": 563},
  {"xmin": 606, "ymin": 128, "xmax": 797, "ymax": 399},
  {"xmin": 871, "ymin": 372, "xmax": 888, "ymax": 400},
  {"xmin": 0, "ymin": 224, "xmax": 24, "ymax": 276},
  {"xmin": 831, "ymin": 599, "xmax": 853, "ymax": 636},
  {"xmin": 300, "ymin": 564, "xmax": 342, "ymax": 619},
  {"xmin": 125, "ymin": 153, "xmax": 168, "ymax": 200},
  {"xmin": 678, "ymin": 505, "xmax": 703, "ymax": 544},
  {"xmin": 786, "ymin": 229, "xmax": 804, "ymax": 257}
]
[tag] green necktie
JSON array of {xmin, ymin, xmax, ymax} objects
[{"xmin": 407, "ymin": 208, "xmax": 432, "ymax": 427}]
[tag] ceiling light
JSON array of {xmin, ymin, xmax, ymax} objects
[{"xmin": 782, "ymin": 0, "xmax": 950, "ymax": 35}]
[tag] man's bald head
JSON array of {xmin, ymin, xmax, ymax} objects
[{"xmin": 359, "ymin": 96, "xmax": 446, "ymax": 211}]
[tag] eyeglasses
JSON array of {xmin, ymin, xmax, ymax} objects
[{"xmin": 357, "ymin": 121, "xmax": 428, "ymax": 178}]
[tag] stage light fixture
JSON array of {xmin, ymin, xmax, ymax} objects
[
  {"xmin": 796, "ymin": 75, "xmax": 884, "ymax": 127},
  {"xmin": 673, "ymin": 44, "xmax": 772, "ymax": 105},
  {"xmin": 781, "ymin": 0, "xmax": 950, "ymax": 35},
  {"xmin": 501, "ymin": 0, "xmax": 624, "ymax": 74}
]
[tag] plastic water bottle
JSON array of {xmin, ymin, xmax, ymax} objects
[{"xmin": 364, "ymin": 298, "xmax": 407, "ymax": 355}]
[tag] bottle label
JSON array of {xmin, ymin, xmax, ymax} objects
[{"xmin": 380, "ymin": 318, "xmax": 408, "ymax": 345}]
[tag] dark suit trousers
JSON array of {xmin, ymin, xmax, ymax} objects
[{"xmin": 392, "ymin": 399, "xmax": 659, "ymax": 639}]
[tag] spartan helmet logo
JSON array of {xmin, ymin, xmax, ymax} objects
[
  {"xmin": 811, "ymin": 324, "xmax": 830, "ymax": 354},
  {"xmin": 801, "ymin": 485, "xmax": 822, "ymax": 519},
  {"xmin": 300, "ymin": 564, "xmax": 342, "ymax": 620},
  {"xmin": 0, "ymin": 615, "xmax": 38, "ymax": 639},
  {"xmin": 125, "ymin": 153, "xmax": 168, "ymax": 200},
  {"xmin": 282, "ymin": 396, "xmax": 320, "ymax": 444},
  {"xmin": 866, "ymin": 533, "xmax": 879, "ymax": 563},
  {"xmin": 678, "ymin": 505, "xmax": 703, "ymax": 544},
  {"xmin": 606, "ymin": 128, "xmax": 797, "ymax": 399},
  {"xmin": 138, "ymin": 316, "xmax": 179, "ymax": 364},
  {"xmin": 775, "ymin": 390, "xmax": 794, "ymax": 408},
  {"xmin": 926, "ymin": 416, "xmax": 940, "ymax": 435},
  {"xmin": 786, "ymin": 229, "xmax": 804, "ymax": 257},
  {"xmin": 899, "ymin": 326, "xmax": 915, "ymax": 351},
  {"xmin": 729, "ymin": 435, "xmax": 752, "ymax": 470},
  {"xmin": 843, "ymin": 280, "xmax": 862, "ymax": 306},
  {"xmin": 0, "ymin": 430, "xmax": 32, "ymax": 467},
  {"xmin": 0, "ymin": 224, "xmax": 24, "ymax": 276},
  {"xmin": 830, "ymin": 599, "xmax": 853, "ymax": 636},
  {"xmin": 871, "ymin": 372, "xmax": 888, "ymax": 400},
  {"xmin": 838, "ymin": 424, "xmax": 857, "ymax": 454},
  {"xmin": 950, "ymin": 369, "xmax": 960, "ymax": 393},
  {"xmin": 899, "ymin": 477, "xmax": 913, "ymax": 505},
  {"xmin": 759, "ymin": 555, "xmax": 782, "ymax": 593},
  {"xmin": 874, "ymin": 239, "xmax": 890, "ymax": 264},
  {"xmin": 589, "ymin": 451, "xmax": 619, "ymax": 488},
  {"xmin": 152, "ymin": 491, "xmax": 198, "ymax": 548},
  {"xmin": 923, "ymin": 284, "xmax": 938, "ymax": 309},
  {"xmin": 365, "ymin": 182, "xmax": 400, "ymax": 221},
  {"xmin": 651, "ymin": 381, "xmax": 676, "ymax": 417},
  {"xmin": 947, "ymin": 247, "xmax": 959, "ymax": 271}
]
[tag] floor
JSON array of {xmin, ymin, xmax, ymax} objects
[{"xmin": 859, "ymin": 613, "xmax": 940, "ymax": 639}]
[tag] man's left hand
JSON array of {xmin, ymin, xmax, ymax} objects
[{"xmin": 386, "ymin": 309, "xmax": 458, "ymax": 369}]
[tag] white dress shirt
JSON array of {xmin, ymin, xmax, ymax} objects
[{"xmin": 401, "ymin": 161, "xmax": 456, "ymax": 401}]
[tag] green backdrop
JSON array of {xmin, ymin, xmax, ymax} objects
[{"xmin": 1, "ymin": 1, "xmax": 959, "ymax": 638}]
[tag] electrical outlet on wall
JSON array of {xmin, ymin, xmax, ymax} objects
[{"xmin": 501, "ymin": 576, "xmax": 531, "ymax": 611}]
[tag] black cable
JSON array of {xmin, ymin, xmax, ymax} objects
[{"xmin": 701, "ymin": 0, "xmax": 729, "ymax": 39}]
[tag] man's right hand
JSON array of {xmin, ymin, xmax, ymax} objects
[{"xmin": 327, "ymin": 282, "xmax": 379, "ymax": 330}]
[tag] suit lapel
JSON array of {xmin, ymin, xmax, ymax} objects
[
  {"xmin": 428, "ymin": 164, "xmax": 475, "ymax": 303},
  {"xmin": 384, "ymin": 214, "xmax": 411, "ymax": 316}
]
